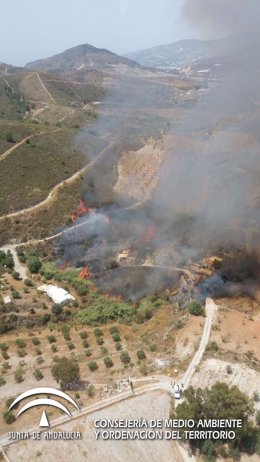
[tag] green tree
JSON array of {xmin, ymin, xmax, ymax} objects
[
  {"xmin": 137, "ymin": 350, "xmax": 146, "ymax": 360},
  {"xmin": 51, "ymin": 357, "xmax": 80, "ymax": 389},
  {"xmin": 79, "ymin": 331, "xmax": 88, "ymax": 339},
  {"xmin": 15, "ymin": 338, "xmax": 26, "ymax": 349},
  {"xmin": 27, "ymin": 255, "xmax": 41, "ymax": 274},
  {"xmin": 112, "ymin": 333, "xmax": 121, "ymax": 342},
  {"xmin": 109, "ymin": 326, "xmax": 119, "ymax": 335},
  {"xmin": 103, "ymin": 357, "xmax": 114, "ymax": 368},
  {"xmin": 188, "ymin": 300, "xmax": 204, "ymax": 316},
  {"xmin": 88, "ymin": 361, "xmax": 98, "ymax": 372},
  {"xmin": 120, "ymin": 351, "xmax": 131, "ymax": 364},
  {"xmin": 175, "ymin": 382, "xmax": 254, "ymax": 455},
  {"xmin": 94, "ymin": 328, "xmax": 103, "ymax": 337}
]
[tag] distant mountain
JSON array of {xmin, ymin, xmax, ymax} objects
[
  {"xmin": 26, "ymin": 43, "xmax": 139, "ymax": 72},
  {"xmin": 124, "ymin": 37, "xmax": 244, "ymax": 70}
]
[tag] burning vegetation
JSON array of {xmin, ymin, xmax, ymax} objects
[{"xmin": 70, "ymin": 200, "xmax": 93, "ymax": 223}]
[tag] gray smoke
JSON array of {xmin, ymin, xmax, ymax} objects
[
  {"xmin": 183, "ymin": 0, "xmax": 260, "ymax": 37},
  {"xmin": 58, "ymin": 0, "xmax": 260, "ymax": 299}
]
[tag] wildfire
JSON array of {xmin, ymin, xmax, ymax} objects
[
  {"xmin": 79, "ymin": 267, "xmax": 90, "ymax": 279},
  {"xmin": 70, "ymin": 200, "xmax": 93, "ymax": 223},
  {"xmin": 144, "ymin": 225, "xmax": 156, "ymax": 242}
]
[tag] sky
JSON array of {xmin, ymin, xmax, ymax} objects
[{"xmin": 0, "ymin": 0, "xmax": 193, "ymax": 66}]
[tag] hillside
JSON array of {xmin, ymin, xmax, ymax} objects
[
  {"xmin": 124, "ymin": 35, "xmax": 249, "ymax": 70},
  {"xmin": 26, "ymin": 43, "xmax": 139, "ymax": 73}
]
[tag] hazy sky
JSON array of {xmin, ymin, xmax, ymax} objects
[{"xmin": 1, "ymin": 0, "xmax": 193, "ymax": 66}]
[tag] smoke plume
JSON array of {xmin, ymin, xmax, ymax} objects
[
  {"xmin": 58, "ymin": 0, "xmax": 260, "ymax": 300},
  {"xmin": 182, "ymin": 0, "xmax": 260, "ymax": 37}
]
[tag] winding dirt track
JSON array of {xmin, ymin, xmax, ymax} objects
[
  {"xmin": 0, "ymin": 130, "xmax": 60, "ymax": 163},
  {"xmin": 0, "ymin": 141, "xmax": 114, "ymax": 222},
  {"xmin": 35, "ymin": 72, "xmax": 56, "ymax": 103}
]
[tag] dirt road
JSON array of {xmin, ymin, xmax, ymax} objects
[
  {"xmin": 0, "ymin": 244, "xmax": 27, "ymax": 280},
  {"xmin": 35, "ymin": 72, "xmax": 55, "ymax": 103},
  {"xmin": 0, "ymin": 141, "xmax": 114, "ymax": 222},
  {"xmin": 181, "ymin": 298, "xmax": 218, "ymax": 389},
  {"xmin": 0, "ymin": 130, "xmax": 57, "ymax": 163}
]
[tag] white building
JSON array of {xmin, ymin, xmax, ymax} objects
[
  {"xmin": 37, "ymin": 284, "xmax": 75, "ymax": 305},
  {"xmin": 3, "ymin": 295, "xmax": 12, "ymax": 306}
]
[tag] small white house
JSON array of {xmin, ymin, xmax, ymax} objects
[
  {"xmin": 3, "ymin": 295, "xmax": 12, "ymax": 306},
  {"xmin": 38, "ymin": 284, "xmax": 75, "ymax": 305}
]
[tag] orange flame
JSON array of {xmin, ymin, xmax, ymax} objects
[
  {"xmin": 70, "ymin": 200, "xmax": 93, "ymax": 222},
  {"xmin": 79, "ymin": 267, "xmax": 90, "ymax": 279}
]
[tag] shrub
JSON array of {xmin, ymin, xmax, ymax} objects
[
  {"xmin": 112, "ymin": 333, "xmax": 121, "ymax": 342},
  {"xmin": 0, "ymin": 375, "xmax": 6, "ymax": 386},
  {"xmin": 14, "ymin": 368, "xmax": 24, "ymax": 383},
  {"xmin": 0, "ymin": 250, "xmax": 14, "ymax": 269},
  {"xmin": 51, "ymin": 357, "xmax": 80, "ymax": 389},
  {"xmin": 39, "ymin": 262, "xmax": 58, "ymax": 280},
  {"xmin": 85, "ymin": 349, "xmax": 92, "ymax": 357},
  {"xmin": 2, "ymin": 362, "xmax": 11, "ymax": 372},
  {"xmin": 104, "ymin": 357, "xmax": 114, "ymax": 368},
  {"xmin": 24, "ymin": 279, "xmax": 34, "ymax": 287},
  {"xmin": 61, "ymin": 324, "xmax": 71, "ymax": 341},
  {"xmin": 79, "ymin": 331, "xmax": 88, "ymax": 339},
  {"xmin": 94, "ymin": 328, "xmax": 103, "ymax": 337},
  {"xmin": 1, "ymin": 350, "xmax": 9, "ymax": 360},
  {"xmin": 96, "ymin": 337, "xmax": 104, "ymax": 345},
  {"xmin": 12, "ymin": 271, "xmax": 20, "ymax": 280},
  {"xmin": 82, "ymin": 339, "xmax": 89, "ymax": 348},
  {"xmin": 17, "ymin": 349, "xmax": 26, "ymax": 357},
  {"xmin": 16, "ymin": 338, "xmax": 26, "ymax": 349},
  {"xmin": 253, "ymin": 392, "xmax": 260, "ymax": 402},
  {"xmin": 109, "ymin": 326, "xmax": 119, "ymax": 335},
  {"xmin": 27, "ymin": 255, "xmax": 41, "ymax": 274},
  {"xmin": 206, "ymin": 341, "xmax": 219, "ymax": 352},
  {"xmin": 11, "ymin": 290, "xmax": 21, "ymax": 300},
  {"xmin": 6, "ymin": 132, "xmax": 15, "ymax": 143},
  {"xmin": 17, "ymin": 250, "xmax": 26, "ymax": 263},
  {"xmin": 86, "ymin": 384, "xmax": 95, "ymax": 397},
  {"xmin": 189, "ymin": 300, "xmax": 205, "ymax": 316},
  {"xmin": 137, "ymin": 350, "xmax": 146, "ymax": 360},
  {"xmin": 78, "ymin": 299, "xmax": 132, "ymax": 325},
  {"xmin": 150, "ymin": 343, "xmax": 157, "ymax": 352},
  {"xmin": 3, "ymin": 411, "xmax": 15, "ymax": 424},
  {"xmin": 51, "ymin": 344, "xmax": 58, "ymax": 353},
  {"xmin": 100, "ymin": 346, "xmax": 108, "ymax": 355},
  {"xmin": 35, "ymin": 348, "xmax": 42, "ymax": 356},
  {"xmin": 120, "ymin": 351, "xmax": 131, "ymax": 364},
  {"xmin": 32, "ymin": 337, "xmax": 40, "ymax": 346},
  {"xmin": 52, "ymin": 304, "xmax": 63, "ymax": 316},
  {"xmin": 0, "ymin": 343, "xmax": 9, "ymax": 352},
  {"xmin": 47, "ymin": 335, "xmax": 56, "ymax": 344},
  {"xmin": 256, "ymin": 410, "xmax": 260, "ymax": 426},
  {"xmin": 115, "ymin": 342, "xmax": 122, "ymax": 351},
  {"xmin": 88, "ymin": 361, "xmax": 98, "ymax": 372},
  {"xmin": 33, "ymin": 369, "xmax": 43, "ymax": 380},
  {"xmin": 67, "ymin": 342, "xmax": 75, "ymax": 350}
]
